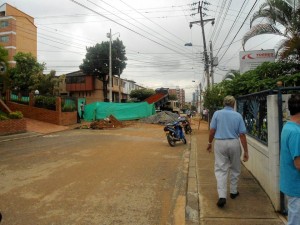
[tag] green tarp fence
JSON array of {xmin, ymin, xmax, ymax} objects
[{"xmin": 83, "ymin": 102, "xmax": 155, "ymax": 121}]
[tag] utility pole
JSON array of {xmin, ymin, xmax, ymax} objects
[
  {"xmin": 108, "ymin": 29, "xmax": 112, "ymax": 102},
  {"xmin": 209, "ymin": 41, "xmax": 214, "ymax": 86},
  {"xmin": 190, "ymin": 1, "xmax": 214, "ymax": 89},
  {"xmin": 118, "ymin": 68, "xmax": 121, "ymax": 103}
]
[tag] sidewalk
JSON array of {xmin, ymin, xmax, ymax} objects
[
  {"xmin": 0, "ymin": 118, "xmax": 85, "ymax": 142},
  {"xmin": 186, "ymin": 119, "xmax": 286, "ymax": 225}
]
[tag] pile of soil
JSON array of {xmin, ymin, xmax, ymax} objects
[
  {"xmin": 90, "ymin": 115, "xmax": 123, "ymax": 129},
  {"xmin": 139, "ymin": 111, "xmax": 179, "ymax": 125}
]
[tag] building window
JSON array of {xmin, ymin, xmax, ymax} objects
[
  {"xmin": 0, "ymin": 21, "xmax": 8, "ymax": 28},
  {"xmin": 0, "ymin": 36, "xmax": 9, "ymax": 42},
  {"xmin": 66, "ymin": 76, "xmax": 85, "ymax": 84}
]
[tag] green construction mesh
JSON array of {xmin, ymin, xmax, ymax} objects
[{"xmin": 83, "ymin": 102, "xmax": 155, "ymax": 121}]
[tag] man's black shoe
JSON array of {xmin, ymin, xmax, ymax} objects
[
  {"xmin": 217, "ymin": 198, "xmax": 226, "ymax": 208},
  {"xmin": 230, "ymin": 192, "xmax": 239, "ymax": 199}
]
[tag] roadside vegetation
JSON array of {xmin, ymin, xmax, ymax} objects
[
  {"xmin": 204, "ymin": 0, "xmax": 300, "ymax": 113},
  {"xmin": 203, "ymin": 61, "xmax": 300, "ymax": 113},
  {"xmin": 0, "ymin": 110, "xmax": 23, "ymax": 120}
]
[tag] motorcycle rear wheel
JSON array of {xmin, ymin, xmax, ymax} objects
[
  {"xmin": 185, "ymin": 125, "xmax": 192, "ymax": 134},
  {"xmin": 167, "ymin": 134, "xmax": 176, "ymax": 147}
]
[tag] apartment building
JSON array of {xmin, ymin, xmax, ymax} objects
[
  {"xmin": 168, "ymin": 87, "xmax": 185, "ymax": 108},
  {"xmin": 0, "ymin": 3, "xmax": 37, "ymax": 66},
  {"xmin": 122, "ymin": 79, "xmax": 144, "ymax": 101},
  {"xmin": 65, "ymin": 71, "xmax": 140, "ymax": 103}
]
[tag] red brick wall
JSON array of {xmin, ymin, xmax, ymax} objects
[
  {"xmin": 0, "ymin": 118, "xmax": 26, "ymax": 135},
  {"xmin": 60, "ymin": 112, "xmax": 77, "ymax": 126},
  {"xmin": 6, "ymin": 102, "xmax": 77, "ymax": 125}
]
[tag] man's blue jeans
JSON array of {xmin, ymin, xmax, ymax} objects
[{"xmin": 287, "ymin": 195, "xmax": 300, "ymax": 225}]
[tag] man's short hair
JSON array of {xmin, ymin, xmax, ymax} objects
[
  {"xmin": 223, "ymin": 95, "xmax": 235, "ymax": 106},
  {"xmin": 288, "ymin": 94, "xmax": 300, "ymax": 116}
]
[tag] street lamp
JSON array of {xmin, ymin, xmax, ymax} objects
[{"xmin": 107, "ymin": 29, "xmax": 120, "ymax": 103}]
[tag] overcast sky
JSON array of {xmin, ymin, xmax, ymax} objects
[{"xmin": 1, "ymin": 0, "xmax": 285, "ymax": 101}]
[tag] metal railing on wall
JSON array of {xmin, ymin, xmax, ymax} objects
[
  {"xmin": 237, "ymin": 87, "xmax": 300, "ymax": 215},
  {"xmin": 237, "ymin": 90, "xmax": 275, "ymax": 146},
  {"xmin": 61, "ymin": 96, "xmax": 77, "ymax": 112}
]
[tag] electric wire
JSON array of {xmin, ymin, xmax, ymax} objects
[
  {"xmin": 218, "ymin": 0, "xmax": 259, "ymax": 63},
  {"xmin": 210, "ymin": 0, "xmax": 227, "ymax": 42},
  {"xmin": 86, "ymin": 0, "xmax": 191, "ymax": 55},
  {"xmin": 119, "ymin": 0, "xmax": 188, "ymax": 44},
  {"xmin": 215, "ymin": 0, "xmax": 248, "ymax": 56},
  {"xmin": 212, "ymin": 0, "xmax": 232, "ymax": 45}
]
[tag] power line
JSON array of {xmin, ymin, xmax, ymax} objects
[
  {"xmin": 215, "ymin": 0, "xmax": 248, "ymax": 56},
  {"xmin": 35, "ymin": 4, "xmax": 189, "ymax": 19},
  {"xmin": 119, "ymin": 0, "xmax": 187, "ymax": 44},
  {"xmin": 212, "ymin": 0, "xmax": 232, "ymax": 45},
  {"xmin": 87, "ymin": 0, "xmax": 191, "ymax": 54},
  {"xmin": 210, "ymin": 0, "xmax": 227, "ymax": 41},
  {"xmin": 69, "ymin": 0, "xmax": 194, "ymax": 60},
  {"xmin": 218, "ymin": 0, "xmax": 259, "ymax": 63}
]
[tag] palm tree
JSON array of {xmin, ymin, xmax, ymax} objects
[
  {"xmin": 242, "ymin": 0, "xmax": 300, "ymax": 60},
  {"xmin": 223, "ymin": 70, "xmax": 241, "ymax": 80}
]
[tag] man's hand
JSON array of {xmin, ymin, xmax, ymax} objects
[
  {"xmin": 243, "ymin": 151, "xmax": 249, "ymax": 162},
  {"xmin": 207, "ymin": 143, "xmax": 212, "ymax": 153}
]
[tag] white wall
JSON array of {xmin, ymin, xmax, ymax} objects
[{"xmin": 242, "ymin": 94, "xmax": 290, "ymax": 211}]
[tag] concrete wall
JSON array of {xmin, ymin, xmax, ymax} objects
[{"xmin": 242, "ymin": 94, "xmax": 289, "ymax": 211}]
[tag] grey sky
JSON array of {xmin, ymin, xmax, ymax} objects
[{"xmin": 1, "ymin": 0, "xmax": 284, "ymax": 101}]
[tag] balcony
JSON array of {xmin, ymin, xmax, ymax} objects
[{"xmin": 66, "ymin": 75, "xmax": 94, "ymax": 92}]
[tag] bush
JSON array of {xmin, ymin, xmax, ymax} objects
[
  {"xmin": 0, "ymin": 114, "xmax": 8, "ymax": 120},
  {"xmin": 8, "ymin": 111, "xmax": 23, "ymax": 119},
  {"xmin": 62, "ymin": 104, "xmax": 76, "ymax": 112},
  {"xmin": 35, "ymin": 96, "xmax": 56, "ymax": 110},
  {"xmin": 0, "ymin": 111, "xmax": 23, "ymax": 120}
]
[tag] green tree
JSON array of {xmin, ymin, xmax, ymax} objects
[
  {"xmin": 80, "ymin": 38, "xmax": 127, "ymax": 100},
  {"xmin": 0, "ymin": 46, "xmax": 9, "ymax": 92},
  {"xmin": 9, "ymin": 52, "xmax": 45, "ymax": 94},
  {"xmin": 129, "ymin": 88, "xmax": 155, "ymax": 102},
  {"xmin": 243, "ymin": 0, "xmax": 300, "ymax": 60},
  {"xmin": 168, "ymin": 94, "xmax": 178, "ymax": 100},
  {"xmin": 203, "ymin": 61, "xmax": 300, "ymax": 112},
  {"xmin": 37, "ymin": 70, "xmax": 59, "ymax": 95}
]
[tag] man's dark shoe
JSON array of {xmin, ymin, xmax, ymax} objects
[
  {"xmin": 230, "ymin": 192, "xmax": 239, "ymax": 199},
  {"xmin": 217, "ymin": 198, "xmax": 226, "ymax": 208}
]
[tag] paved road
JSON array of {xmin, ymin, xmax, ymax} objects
[{"xmin": 0, "ymin": 123, "xmax": 189, "ymax": 225}]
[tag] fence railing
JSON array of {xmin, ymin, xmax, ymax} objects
[
  {"xmin": 237, "ymin": 90, "xmax": 275, "ymax": 146},
  {"xmin": 61, "ymin": 96, "xmax": 77, "ymax": 112},
  {"xmin": 5, "ymin": 91, "xmax": 77, "ymax": 112},
  {"xmin": 10, "ymin": 94, "xmax": 30, "ymax": 105}
]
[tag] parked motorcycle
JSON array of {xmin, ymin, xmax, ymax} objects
[
  {"xmin": 163, "ymin": 121, "xmax": 187, "ymax": 147},
  {"xmin": 179, "ymin": 117, "xmax": 192, "ymax": 134}
]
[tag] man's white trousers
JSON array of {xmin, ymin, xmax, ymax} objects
[{"xmin": 214, "ymin": 139, "xmax": 242, "ymax": 198}]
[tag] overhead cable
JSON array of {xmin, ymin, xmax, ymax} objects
[
  {"xmin": 70, "ymin": 0, "xmax": 192, "ymax": 58},
  {"xmin": 215, "ymin": 0, "xmax": 248, "ymax": 56},
  {"xmin": 218, "ymin": 0, "xmax": 259, "ymax": 63}
]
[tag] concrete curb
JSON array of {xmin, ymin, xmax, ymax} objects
[
  {"xmin": 185, "ymin": 135, "xmax": 200, "ymax": 225},
  {"xmin": 0, "ymin": 132, "xmax": 41, "ymax": 143}
]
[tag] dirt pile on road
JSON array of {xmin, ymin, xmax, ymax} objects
[
  {"xmin": 90, "ymin": 115, "xmax": 123, "ymax": 129},
  {"xmin": 139, "ymin": 111, "xmax": 179, "ymax": 125}
]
